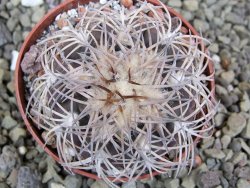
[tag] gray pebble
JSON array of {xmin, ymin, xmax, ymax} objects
[
  {"xmin": 20, "ymin": 13, "xmax": 31, "ymax": 27},
  {"xmin": 225, "ymin": 12, "xmax": 245, "ymax": 25},
  {"xmin": 220, "ymin": 70, "xmax": 235, "ymax": 84},
  {"xmin": 64, "ymin": 175, "xmax": 82, "ymax": 188},
  {"xmin": 222, "ymin": 113, "xmax": 246, "ymax": 137},
  {"xmin": 183, "ymin": 0, "xmax": 199, "ymax": 11},
  {"xmin": 168, "ymin": 0, "xmax": 182, "ymax": 7},
  {"xmin": 16, "ymin": 166, "xmax": 41, "ymax": 188},
  {"xmin": 231, "ymin": 152, "xmax": 247, "ymax": 166},
  {"xmin": 230, "ymin": 138, "xmax": 242, "ymax": 152},
  {"xmin": 164, "ymin": 178, "xmax": 180, "ymax": 188},
  {"xmin": 221, "ymin": 135, "xmax": 231, "ymax": 149},
  {"xmin": 204, "ymin": 149, "xmax": 225, "ymax": 159},
  {"xmin": 1, "ymin": 115, "xmax": 17, "ymax": 130},
  {"xmin": 90, "ymin": 180, "xmax": 109, "ymax": 188},
  {"xmin": 236, "ymin": 179, "xmax": 250, "ymax": 188},
  {"xmin": 194, "ymin": 19, "xmax": 209, "ymax": 32},
  {"xmin": 197, "ymin": 171, "xmax": 221, "ymax": 188},
  {"xmin": 0, "ymin": 20, "xmax": 12, "ymax": 46},
  {"xmin": 9, "ymin": 127, "xmax": 27, "ymax": 143}
]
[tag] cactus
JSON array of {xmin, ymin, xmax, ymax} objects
[{"xmin": 22, "ymin": 0, "xmax": 217, "ymax": 187}]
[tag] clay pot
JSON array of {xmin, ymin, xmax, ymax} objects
[{"xmin": 15, "ymin": 0, "xmax": 215, "ymax": 181}]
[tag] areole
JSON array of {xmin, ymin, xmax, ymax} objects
[{"xmin": 15, "ymin": 0, "xmax": 215, "ymax": 182}]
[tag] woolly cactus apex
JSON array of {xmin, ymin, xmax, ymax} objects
[{"xmin": 23, "ymin": 0, "xmax": 217, "ymax": 187}]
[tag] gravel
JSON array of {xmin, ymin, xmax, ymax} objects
[{"xmin": 0, "ymin": 0, "xmax": 249, "ymax": 187}]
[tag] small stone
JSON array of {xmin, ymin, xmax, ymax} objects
[
  {"xmin": 225, "ymin": 12, "xmax": 244, "ymax": 25},
  {"xmin": 6, "ymin": 169, "xmax": 18, "ymax": 188},
  {"xmin": 0, "ymin": 146, "xmax": 19, "ymax": 179},
  {"xmin": 221, "ymin": 135, "xmax": 231, "ymax": 149},
  {"xmin": 9, "ymin": 127, "xmax": 27, "ymax": 143},
  {"xmin": 222, "ymin": 113, "xmax": 246, "ymax": 137},
  {"xmin": 11, "ymin": 0, "xmax": 20, "ymax": 6},
  {"xmin": 11, "ymin": 50, "xmax": 19, "ymax": 71},
  {"xmin": 18, "ymin": 146, "xmax": 27, "ymax": 155},
  {"xmin": 224, "ymin": 149, "xmax": 234, "ymax": 161},
  {"xmin": 234, "ymin": 166, "xmax": 250, "ymax": 179},
  {"xmin": 240, "ymin": 92, "xmax": 250, "ymax": 112},
  {"xmin": 25, "ymin": 149, "xmax": 39, "ymax": 160},
  {"xmin": 21, "ymin": 0, "xmax": 44, "ymax": 7},
  {"xmin": 204, "ymin": 149, "xmax": 225, "ymax": 159},
  {"xmin": 210, "ymin": 43, "xmax": 219, "ymax": 53},
  {"xmin": 164, "ymin": 178, "xmax": 180, "ymax": 188},
  {"xmin": 50, "ymin": 182, "xmax": 65, "ymax": 188},
  {"xmin": 220, "ymin": 177, "xmax": 229, "ymax": 188},
  {"xmin": 0, "ymin": 183, "xmax": 8, "ymax": 188},
  {"xmin": 241, "ymin": 119, "xmax": 250, "ymax": 139},
  {"xmin": 194, "ymin": 19, "xmax": 209, "ymax": 32},
  {"xmin": 90, "ymin": 180, "xmax": 109, "ymax": 188},
  {"xmin": 17, "ymin": 166, "xmax": 41, "ymax": 188},
  {"xmin": 231, "ymin": 152, "xmax": 247, "ymax": 166},
  {"xmin": 122, "ymin": 181, "xmax": 136, "ymax": 188},
  {"xmin": 20, "ymin": 14, "xmax": 31, "ymax": 27},
  {"xmin": 0, "ymin": 59, "xmax": 9, "ymax": 70},
  {"xmin": 198, "ymin": 171, "xmax": 221, "ymax": 188},
  {"xmin": 1, "ymin": 115, "xmax": 17, "ymax": 130},
  {"xmin": 13, "ymin": 30, "xmax": 23, "ymax": 45},
  {"xmin": 220, "ymin": 70, "xmax": 235, "ymax": 84},
  {"xmin": 32, "ymin": 7, "xmax": 45, "ymax": 23},
  {"xmin": 64, "ymin": 175, "xmax": 82, "ymax": 188},
  {"xmin": 0, "ymin": 135, "xmax": 7, "ymax": 146},
  {"xmin": 0, "ymin": 20, "xmax": 12, "ymax": 46},
  {"xmin": 183, "ymin": 0, "xmax": 199, "ymax": 11},
  {"xmin": 168, "ymin": 0, "xmax": 182, "ymax": 8},
  {"xmin": 230, "ymin": 138, "xmax": 242, "ymax": 152},
  {"xmin": 239, "ymin": 139, "xmax": 250, "ymax": 155},
  {"xmin": 214, "ymin": 113, "xmax": 226, "ymax": 127},
  {"xmin": 201, "ymin": 137, "xmax": 214, "ymax": 149},
  {"xmin": 6, "ymin": 17, "xmax": 19, "ymax": 32},
  {"xmin": 236, "ymin": 179, "xmax": 250, "ymax": 188}
]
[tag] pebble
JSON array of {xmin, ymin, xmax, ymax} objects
[
  {"xmin": 9, "ymin": 127, "xmax": 27, "ymax": 143},
  {"xmin": 122, "ymin": 181, "xmax": 136, "ymax": 188},
  {"xmin": 236, "ymin": 179, "xmax": 250, "ymax": 188},
  {"xmin": 214, "ymin": 113, "xmax": 226, "ymax": 127},
  {"xmin": 0, "ymin": 59, "xmax": 9, "ymax": 70},
  {"xmin": 204, "ymin": 149, "xmax": 225, "ymax": 159},
  {"xmin": 220, "ymin": 70, "xmax": 235, "ymax": 84},
  {"xmin": 198, "ymin": 171, "xmax": 221, "ymax": 188},
  {"xmin": 194, "ymin": 19, "xmax": 209, "ymax": 32},
  {"xmin": 90, "ymin": 180, "xmax": 109, "ymax": 188},
  {"xmin": 18, "ymin": 146, "xmax": 27, "ymax": 155},
  {"xmin": 16, "ymin": 166, "xmax": 41, "ymax": 188},
  {"xmin": 21, "ymin": 0, "xmax": 44, "ymax": 7},
  {"xmin": 50, "ymin": 182, "xmax": 65, "ymax": 188},
  {"xmin": 225, "ymin": 12, "xmax": 245, "ymax": 25},
  {"xmin": 240, "ymin": 92, "xmax": 250, "ymax": 112},
  {"xmin": 1, "ymin": 115, "xmax": 17, "ymax": 130},
  {"xmin": 222, "ymin": 113, "xmax": 246, "ymax": 137},
  {"xmin": 221, "ymin": 135, "xmax": 231, "ymax": 149},
  {"xmin": 32, "ymin": 7, "xmax": 45, "ymax": 23},
  {"xmin": 64, "ymin": 175, "xmax": 82, "ymax": 188},
  {"xmin": 241, "ymin": 119, "xmax": 250, "ymax": 139},
  {"xmin": 234, "ymin": 166, "xmax": 250, "ymax": 179},
  {"xmin": 168, "ymin": 0, "xmax": 182, "ymax": 8},
  {"xmin": 0, "ymin": 146, "xmax": 19, "ymax": 179},
  {"xmin": 231, "ymin": 152, "xmax": 247, "ymax": 166},
  {"xmin": 20, "ymin": 14, "xmax": 31, "ymax": 27},
  {"xmin": 183, "ymin": 0, "xmax": 199, "ymax": 11},
  {"xmin": 11, "ymin": 50, "xmax": 19, "ymax": 71},
  {"xmin": 0, "ymin": 20, "xmax": 12, "ymax": 46},
  {"xmin": 164, "ymin": 178, "xmax": 180, "ymax": 188},
  {"xmin": 11, "ymin": 0, "xmax": 20, "ymax": 6}
]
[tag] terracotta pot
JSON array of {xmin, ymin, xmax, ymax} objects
[{"xmin": 15, "ymin": 0, "xmax": 215, "ymax": 181}]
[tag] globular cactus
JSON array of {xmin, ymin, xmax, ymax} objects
[{"xmin": 22, "ymin": 0, "xmax": 217, "ymax": 187}]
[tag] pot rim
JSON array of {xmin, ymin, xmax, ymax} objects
[{"xmin": 15, "ymin": 0, "xmax": 215, "ymax": 181}]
